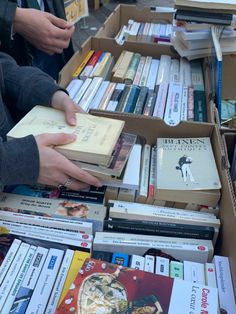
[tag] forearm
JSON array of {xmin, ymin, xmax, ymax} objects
[{"xmin": 0, "ymin": 135, "xmax": 39, "ymax": 189}]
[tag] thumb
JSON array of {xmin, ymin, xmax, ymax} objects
[
  {"xmin": 38, "ymin": 133, "xmax": 77, "ymax": 147},
  {"xmin": 47, "ymin": 14, "xmax": 71, "ymax": 29}
]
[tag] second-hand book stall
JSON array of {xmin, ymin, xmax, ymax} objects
[{"xmin": 1, "ymin": 2, "xmax": 236, "ymax": 313}]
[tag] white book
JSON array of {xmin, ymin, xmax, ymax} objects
[
  {"xmin": 144, "ymin": 255, "xmax": 155, "ymax": 273},
  {"xmin": 205, "ymin": 262, "xmax": 217, "ymax": 287},
  {"xmin": 139, "ymin": 56, "xmax": 152, "ymax": 87},
  {"xmin": 164, "ymin": 82, "xmax": 183, "ymax": 126},
  {"xmin": 129, "ymin": 21, "xmax": 141, "ymax": 38},
  {"xmin": 152, "ymin": 23, "xmax": 161, "ymax": 40},
  {"xmin": 66, "ymin": 79, "xmax": 83, "ymax": 99},
  {"xmin": 180, "ymin": 85, "xmax": 188, "ymax": 121},
  {"xmin": 0, "ymin": 208, "xmax": 93, "ymax": 234},
  {"xmin": 147, "ymin": 146, "xmax": 157, "ymax": 204},
  {"xmin": 2, "ymin": 245, "xmax": 36, "ymax": 314},
  {"xmin": 73, "ymin": 78, "xmax": 92, "ymax": 104},
  {"xmin": 10, "ymin": 246, "xmax": 49, "ymax": 314},
  {"xmin": 89, "ymin": 80, "xmax": 110, "ymax": 109},
  {"xmin": 93, "ymin": 232, "xmax": 213, "ymax": 263},
  {"xmin": 179, "ymin": 57, "xmax": 192, "ymax": 86},
  {"xmin": 183, "ymin": 260, "xmax": 205, "ymax": 284},
  {"xmin": 214, "ymin": 255, "xmax": 236, "ymax": 314},
  {"xmin": 129, "ymin": 255, "xmax": 145, "ymax": 270},
  {"xmin": 136, "ymin": 144, "xmax": 151, "ymax": 201},
  {"xmin": 169, "ymin": 59, "xmax": 180, "ymax": 83},
  {"xmin": 152, "ymin": 82, "xmax": 169, "ymax": 118},
  {"xmin": 79, "ymin": 65, "xmax": 94, "ymax": 80},
  {"xmin": 0, "ymin": 238, "xmax": 21, "ymax": 286},
  {"xmin": 133, "ymin": 56, "xmax": 145, "ymax": 85},
  {"xmin": 106, "ymin": 83, "xmax": 125, "ymax": 111},
  {"xmin": 0, "ymin": 221, "xmax": 91, "ymax": 252},
  {"xmin": 108, "ymin": 200, "xmax": 220, "ymax": 227},
  {"xmin": 155, "ymin": 54, "xmax": 171, "ymax": 85},
  {"xmin": 78, "ymin": 77, "xmax": 103, "ymax": 112},
  {"xmin": 148, "ymin": 23, "xmax": 155, "ymax": 41},
  {"xmin": 145, "ymin": 59, "xmax": 160, "ymax": 91},
  {"xmin": 45, "ymin": 249, "xmax": 74, "ymax": 314},
  {"xmin": 166, "ymin": 24, "xmax": 173, "ymax": 37},
  {"xmin": 159, "ymin": 24, "xmax": 167, "ymax": 37},
  {"xmin": 155, "ymin": 256, "xmax": 170, "ymax": 276},
  {"xmin": 25, "ymin": 248, "xmax": 64, "ymax": 314},
  {"xmin": 115, "ymin": 25, "xmax": 128, "ymax": 45},
  {"xmin": 0, "ymin": 242, "xmax": 30, "ymax": 311}
]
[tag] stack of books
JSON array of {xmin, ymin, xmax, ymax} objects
[
  {"xmin": 115, "ymin": 19, "xmax": 173, "ymax": 45},
  {"xmin": 67, "ymin": 49, "xmax": 208, "ymax": 124}
]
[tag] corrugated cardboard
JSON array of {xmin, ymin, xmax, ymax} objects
[
  {"xmin": 88, "ymin": 110, "xmax": 236, "ymax": 296},
  {"xmin": 95, "ymin": 4, "xmax": 174, "ymax": 42}
]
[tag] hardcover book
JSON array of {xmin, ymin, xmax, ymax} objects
[
  {"xmin": 56, "ymin": 258, "xmax": 218, "ymax": 314},
  {"xmin": 7, "ymin": 106, "xmax": 125, "ymax": 166}
]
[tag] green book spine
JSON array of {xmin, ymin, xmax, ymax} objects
[
  {"xmin": 193, "ymin": 90, "xmax": 207, "ymax": 122},
  {"xmin": 123, "ymin": 85, "xmax": 141, "ymax": 113},
  {"xmin": 124, "ymin": 53, "xmax": 141, "ymax": 85}
]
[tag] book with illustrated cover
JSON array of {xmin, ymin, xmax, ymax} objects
[
  {"xmin": 156, "ymin": 137, "xmax": 221, "ymax": 191},
  {"xmin": 7, "ymin": 106, "xmax": 125, "ymax": 166},
  {"xmin": 56, "ymin": 258, "xmax": 218, "ymax": 314},
  {"xmin": 64, "ymin": 0, "xmax": 88, "ymax": 24}
]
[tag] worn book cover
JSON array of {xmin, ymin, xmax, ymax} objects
[
  {"xmin": 64, "ymin": 0, "xmax": 89, "ymax": 24},
  {"xmin": 156, "ymin": 137, "xmax": 221, "ymax": 190},
  {"xmin": 56, "ymin": 258, "xmax": 218, "ymax": 314},
  {"xmin": 7, "ymin": 106, "xmax": 125, "ymax": 166}
]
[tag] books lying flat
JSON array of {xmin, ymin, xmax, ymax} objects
[
  {"xmin": 175, "ymin": 0, "xmax": 236, "ymax": 13},
  {"xmin": 7, "ymin": 106, "xmax": 125, "ymax": 166},
  {"xmin": 56, "ymin": 258, "xmax": 218, "ymax": 314}
]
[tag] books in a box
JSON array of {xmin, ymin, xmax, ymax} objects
[
  {"xmin": 7, "ymin": 106, "xmax": 125, "ymax": 167},
  {"xmin": 175, "ymin": 0, "xmax": 236, "ymax": 14},
  {"xmin": 56, "ymin": 258, "xmax": 218, "ymax": 314}
]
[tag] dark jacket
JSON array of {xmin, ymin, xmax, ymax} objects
[
  {"xmin": 0, "ymin": 52, "xmax": 62, "ymax": 190},
  {"xmin": 0, "ymin": 0, "xmax": 74, "ymax": 72}
]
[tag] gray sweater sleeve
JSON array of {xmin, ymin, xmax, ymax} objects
[{"xmin": 0, "ymin": 135, "xmax": 39, "ymax": 189}]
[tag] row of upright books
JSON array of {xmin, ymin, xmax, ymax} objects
[{"xmin": 65, "ymin": 49, "xmax": 208, "ymax": 124}]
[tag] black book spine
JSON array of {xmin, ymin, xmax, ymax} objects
[{"xmin": 104, "ymin": 218, "xmax": 215, "ymax": 240}]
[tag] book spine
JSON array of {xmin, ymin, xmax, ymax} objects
[
  {"xmin": 78, "ymin": 77, "xmax": 103, "ymax": 112},
  {"xmin": 133, "ymin": 86, "xmax": 148, "ymax": 115},
  {"xmin": 214, "ymin": 255, "xmax": 236, "ymax": 313},
  {"xmin": 112, "ymin": 50, "xmax": 126, "ymax": 74},
  {"xmin": 147, "ymin": 146, "xmax": 157, "ymax": 204},
  {"xmin": 111, "ymin": 252, "xmax": 129, "ymax": 267},
  {"xmin": 164, "ymin": 82, "xmax": 183, "ymax": 126},
  {"xmin": 183, "ymin": 260, "xmax": 205, "ymax": 284},
  {"xmin": 113, "ymin": 51, "xmax": 134, "ymax": 82},
  {"xmin": 155, "ymin": 54, "xmax": 171, "ymax": 85},
  {"xmin": 145, "ymin": 59, "xmax": 160, "ymax": 91},
  {"xmin": 104, "ymin": 218, "xmax": 215, "ymax": 240},
  {"xmin": 139, "ymin": 56, "xmax": 152, "ymax": 87},
  {"xmin": 129, "ymin": 255, "xmax": 145, "ymax": 270},
  {"xmin": 193, "ymin": 90, "xmax": 207, "ymax": 122},
  {"xmin": 136, "ymin": 144, "xmax": 151, "ymax": 202},
  {"xmin": 144, "ymin": 255, "xmax": 155, "ymax": 273},
  {"xmin": 10, "ymin": 246, "xmax": 48, "ymax": 314},
  {"xmin": 123, "ymin": 85, "xmax": 141, "ymax": 113},
  {"xmin": 73, "ymin": 78, "xmax": 92, "ymax": 104},
  {"xmin": 116, "ymin": 85, "xmax": 132, "ymax": 112},
  {"xmin": 180, "ymin": 85, "xmax": 188, "ymax": 121},
  {"xmin": 45, "ymin": 249, "xmax": 74, "ymax": 314},
  {"xmin": 187, "ymin": 86, "xmax": 195, "ymax": 120},
  {"xmin": 93, "ymin": 52, "xmax": 112, "ymax": 77},
  {"xmin": 124, "ymin": 53, "xmax": 141, "ymax": 84},
  {"xmin": 0, "ymin": 242, "xmax": 30, "ymax": 311},
  {"xmin": 169, "ymin": 59, "xmax": 180, "ymax": 83},
  {"xmin": 99, "ymin": 82, "xmax": 116, "ymax": 110},
  {"xmin": 2, "ymin": 245, "xmax": 36, "ymax": 314},
  {"xmin": 66, "ymin": 79, "xmax": 83, "ymax": 99},
  {"xmin": 89, "ymin": 80, "xmax": 110, "ymax": 110},
  {"xmin": 90, "ymin": 52, "xmax": 106, "ymax": 77},
  {"xmin": 106, "ymin": 83, "xmax": 125, "ymax": 111},
  {"xmin": 72, "ymin": 50, "xmax": 94, "ymax": 78},
  {"xmin": 155, "ymin": 256, "xmax": 170, "ymax": 276},
  {"xmin": 170, "ymin": 261, "xmax": 184, "ymax": 279},
  {"xmin": 117, "ymin": 188, "xmax": 136, "ymax": 202},
  {"xmin": 152, "ymin": 82, "xmax": 169, "ymax": 118},
  {"xmin": 0, "ymin": 238, "xmax": 22, "ymax": 286},
  {"xmin": 205, "ymin": 262, "xmax": 217, "ymax": 287},
  {"xmin": 91, "ymin": 250, "xmax": 112, "ymax": 262},
  {"xmin": 25, "ymin": 248, "xmax": 64, "ymax": 314},
  {"xmin": 133, "ymin": 56, "xmax": 145, "ymax": 86},
  {"xmin": 142, "ymin": 90, "xmax": 157, "ymax": 116}
]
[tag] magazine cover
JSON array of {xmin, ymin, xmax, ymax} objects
[
  {"xmin": 56, "ymin": 258, "xmax": 218, "ymax": 314},
  {"xmin": 156, "ymin": 137, "xmax": 221, "ymax": 190},
  {"xmin": 64, "ymin": 0, "xmax": 89, "ymax": 24}
]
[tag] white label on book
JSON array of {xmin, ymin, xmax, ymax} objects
[
  {"xmin": 156, "ymin": 55, "xmax": 171, "ymax": 85},
  {"xmin": 155, "ymin": 256, "xmax": 170, "ymax": 276},
  {"xmin": 184, "ymin": 260, "xmax": 205, "ymax": 285},
  {"xmin": 144, "ymin": 255, "xmax": 155, "ymax": 273},
  {"xmin": 146, "ymin": 59, "xmax": 160, "ymax": 91},
  {"xmin": 181, "ymin": 85, "xmax": 188, "ymax": 121},
  {"xmin": 130, "ymin": 255, "xmax": 145, "ymax": 270},
  {"xmin": 164, "ymin": 82, "xmax": 183, "ymax": 126}
]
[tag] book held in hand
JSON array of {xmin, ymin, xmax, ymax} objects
[{"xmin": 7, "ymin": 106, "xmax": 125, "ymax": 166}]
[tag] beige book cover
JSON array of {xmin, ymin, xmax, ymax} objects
[
  {"xmin": 156, "ymin": 137, "xmax": 221, "ymax": 191},
  {"xmin": 7, "ymin": 106, "xmax": 124, "ymax": 166}
]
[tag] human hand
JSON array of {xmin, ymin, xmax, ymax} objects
[
  {"xmin": 35, "ymin": 133, "xmax": 102, "ymax": 190},
  {"xmin": 13, "ymin": 8, "xmax": 75, "ymax": 55},
  {"xmin": 51, "ymin": 90, "xmax": 84, "ymax": 126}
]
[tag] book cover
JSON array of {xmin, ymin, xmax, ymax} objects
[
  {"xmin": 7, "ymin": 106, "xmax": 125, "ymax": 166},
  {"xmin": 56, "ymin": 258, "xmax": 218, "ymax": 314},
  {"xmin": 156, "ymin": 137, "xmax": 221, "ymax": 190}
]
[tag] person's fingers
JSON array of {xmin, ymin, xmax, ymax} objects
[{"xmin": 38, "ymin": 133, "xmax": 77, "ymax": 147}]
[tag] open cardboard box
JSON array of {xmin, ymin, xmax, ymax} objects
[
  {"xmin": 59, "ymin": 36, "xmax": 215, "ymax": 123},
  {"xmin": 95, "ymin": 4, "xmax": 174, "ymax": 44},
  {"xmin": 87, "ymin": 110, "xmax": 236, "ymax": 296}
]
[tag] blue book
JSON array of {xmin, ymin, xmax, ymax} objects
[
  {"xmin": 111, "ymin": 252, "xmax": 129, "ymax": 266},
  {"xmin": 214, "ymin": 57, "xmax": 222, "ymax": 122},
  {"xmin": 123, "ymin": 85, "xmax": 141, "ymax": 113}
]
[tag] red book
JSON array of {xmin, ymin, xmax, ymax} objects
[
  {"xmin": 87, "ymin": 51, "xmax": 103, "ymax": 67},
  {"xmin": 56, "ymin": 258, "xmax": 218, "ymax": 314}
]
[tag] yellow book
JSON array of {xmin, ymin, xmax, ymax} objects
[
  {"xmin": 72, "ymin": 50, "xmax": 94, "ymax": 78},
  {"xmin": 7, "ymin": 105, "xmax": 125, "ymax": 166},
  {"xmin": 58, "ymin": 250, "xmax": 90, "ymax": 305},
  {"xmin": 112, "ymin": 50, "xmax": 126, "ymax": 73},
  {"xmin": 93, "ymin": 52, "xmax": 111, "ymax": 77},
  {"xmin": 113, "ymin": 51, "xmax": 134, "ymax": 83}
]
